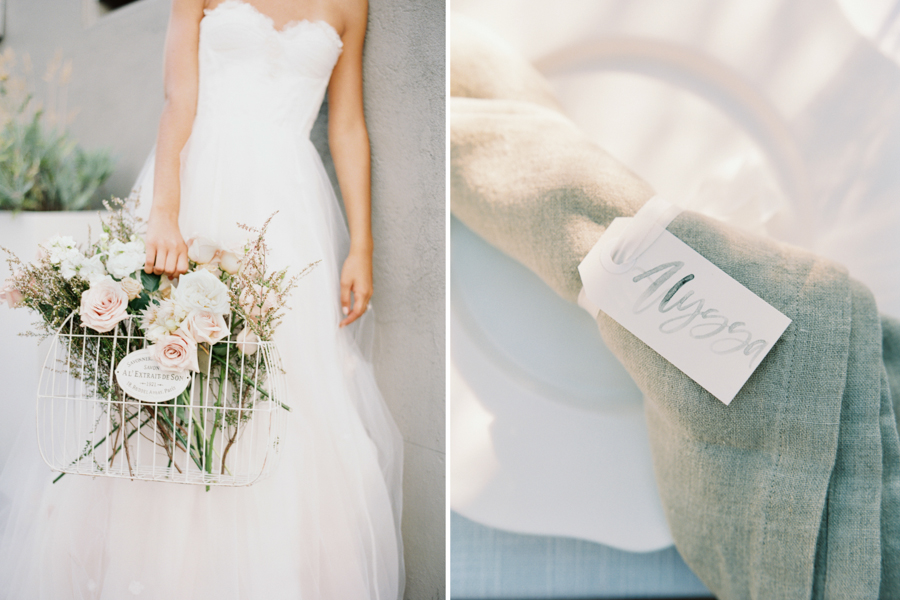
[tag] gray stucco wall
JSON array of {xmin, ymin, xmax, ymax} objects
[{"xmin": 0, "ymin": 1, "xmax": 445, "ymax": 597}]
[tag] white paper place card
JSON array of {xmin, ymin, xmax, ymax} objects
[
  {"xmin": 578, "ymin": 217, "xmax": 792, "ymax": 405},
  {"xmin": 115, "ymin": 348, "xmax": 192, "ymax": 403}
]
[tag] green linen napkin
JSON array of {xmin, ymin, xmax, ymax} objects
[{"xmin": 451, "ymin": 16, "xmax": 900, "ymax": 599}]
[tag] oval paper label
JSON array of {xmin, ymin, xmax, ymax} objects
[{"xmin": 114, "ymin": 348, "xmax": 192, "ymax": 403}]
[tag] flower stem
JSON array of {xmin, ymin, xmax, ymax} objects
[{"xmin": 209, "ymin": 352, "xmax": 290, "ymax": 411}]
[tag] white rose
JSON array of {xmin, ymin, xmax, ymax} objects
[
  {"xmin": 181, "ymin": 309, "xmax": 229, "ymax": 344},
  {"xmin": 187, "ymin": 237, "xmax": 221, "ymax": 265},
  {"xmin": 78, "ymin": 255, "xmax": 107, "ymax": 283},
  {"xmin": 173, "ymin": 269, "xmax": 230, "ymax": 315},
  {"xmin": 149, "ymin": 330, "xmax": 199, "ymax": 372},
  {"xmin": 120, "ymin": 276, "xmax": 143, "ymax": 300},
  {"xmin": 235, "ymin": 327, "xmax": 258, "ymax": 355},
  {"xmin": 106, "ymin": 239, "xmax": 146, "ymax": 279},
  {"xmin": 79, "ymin": 276, "xmax": 129, "ymax": 333}
]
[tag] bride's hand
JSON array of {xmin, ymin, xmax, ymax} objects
[
  {"xmin": 144, "ymin": 210, "xmax": 189, "ymax": 278},
  {"xmin": 339, "ymin": 251, "xmax": 373, "ymax": 327}
]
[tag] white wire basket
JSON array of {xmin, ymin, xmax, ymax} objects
[{"xmin": 37, "ymin": 313, "xmax": 288, "ymax": 487}]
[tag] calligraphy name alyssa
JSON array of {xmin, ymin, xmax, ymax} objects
[{"xmin": 631, "ymin": 261, "xmax": 768, "ymax": 367}]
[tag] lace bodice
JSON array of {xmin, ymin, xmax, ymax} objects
[{"xmin": 196, "ymin": 0, "xmax": 343, "ymax": 136}]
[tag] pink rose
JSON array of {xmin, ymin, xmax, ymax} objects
[
  {"xmin": 120, "ymin": 276, "xmax": 143, "ymax": 301},
  {"xmin": 79, "ymin": 276, "xmax": 129, "ymax": 333},
  {"xmin": 200, "ymin": 262, "xmax": 222, "ymax": 277},
  {"xmin": 219, "ymin": 250, "xmax": 241, "ymax": 275},
  {"xmin": 182, "ymin": 309, "xmax": 229, "ymax": 345},
  {"xmin": 0, "ymin": 271, "xmax": 24, "ymax": 308},
  {"xmin": 235, "ymin": 327, "xmax": 259, "ymax": 355},
  {"xmin": 239, "ymin": 284, "xmax": 276, "ymax": 320},
  {"xmin": 149, "ymin": 330, "xmax": 199, "ymax": 372},
  {"xmin": 187, "ymin": 237, "xmax": 221, "ymax": 265}
]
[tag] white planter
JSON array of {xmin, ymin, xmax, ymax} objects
[{"xmin": 0, "ymin": 211, "xmax": 104, "ymax": 469}]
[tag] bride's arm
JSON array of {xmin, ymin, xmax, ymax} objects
[
  {"xmin": 328, "ymin": 0, "xmax": 372, "ymax": 327},
  {"xmin": 144, "ymin": 0, "xmax": 205, "ymax": 278}
]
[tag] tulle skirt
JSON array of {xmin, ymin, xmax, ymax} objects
[{"xmin": 0, "ymin": 114, "xmax": 405, "ymax": 599}]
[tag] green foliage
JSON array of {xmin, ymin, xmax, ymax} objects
[
  {"xmin": 128, "ymin": 290, "xmax": 150, "ymax": 312},
  {"xmin": 0, "ymin": 107, "xmax": 115, "ymax": 212},
  {"xmin": 0, "ymin": 49, "xmax": 116, "ymax": 212},
  {"xmin": 140, "ymin": 270, "xmax": 160, "ymax": 292}
]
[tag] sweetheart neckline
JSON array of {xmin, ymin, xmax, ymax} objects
[{"xmin": 203, "ymin": 0, "xmax": 343, "ymax": 48}]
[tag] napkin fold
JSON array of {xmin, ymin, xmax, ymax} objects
[{"xmin": 451, "ymin": 16, "xmax": 900, "ymax": 599}]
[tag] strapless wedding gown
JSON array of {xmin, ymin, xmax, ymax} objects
[{"xmin": 0, "ymin": 1, "xmax": 404, "ymax": 598}]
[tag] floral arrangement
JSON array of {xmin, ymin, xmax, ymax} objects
[{"xmin": 1, "ymin": 194, "xmax": 316, "ymax": 485}]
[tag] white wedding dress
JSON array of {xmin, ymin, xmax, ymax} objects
[{"xmin": 0, "ymin": 1, "xmax": 404, "ymax": 598}]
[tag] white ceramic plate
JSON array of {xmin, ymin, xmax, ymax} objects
[{"xmin": 451, "ymin": 0, "xmax": 900, "ymax": 551}]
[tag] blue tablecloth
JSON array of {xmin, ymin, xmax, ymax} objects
[{"xmin": 451, "ymin": 512, "xmax": 711, "ymax": 599}]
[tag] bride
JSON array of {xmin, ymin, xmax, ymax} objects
[{"xmin": 0, "ymin": 0, "xmax": 405, "ymax": 598}]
